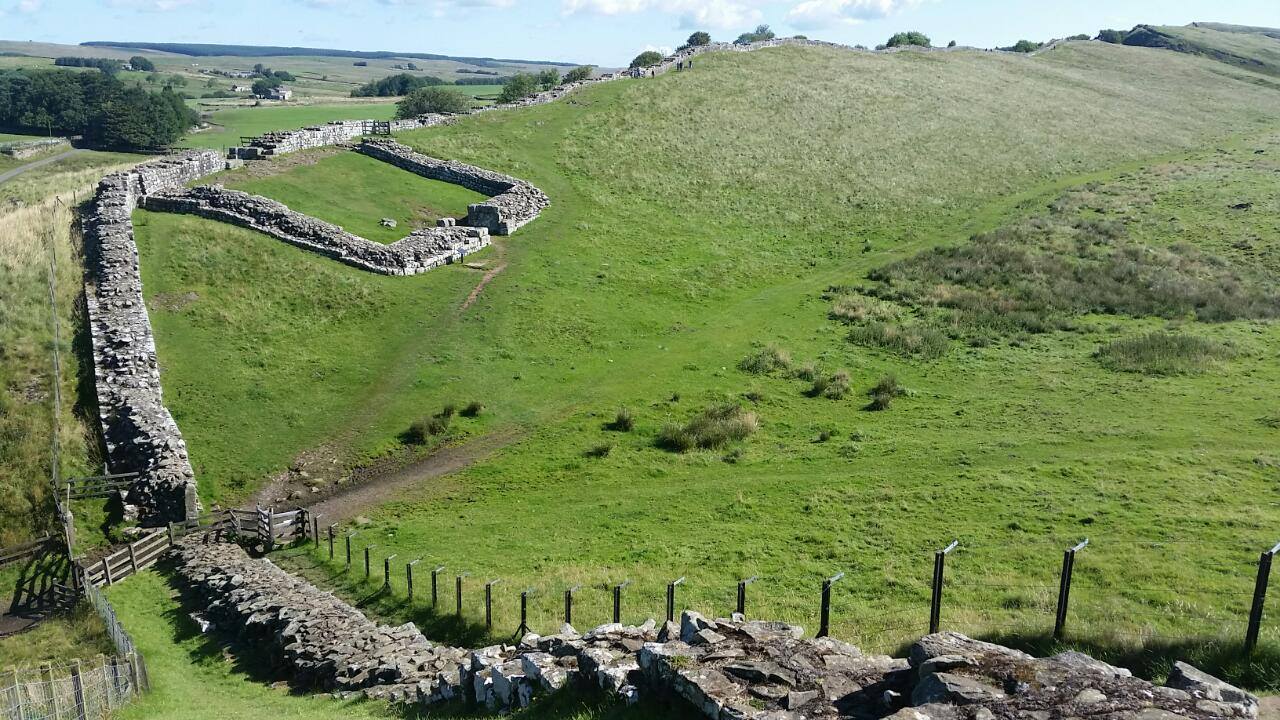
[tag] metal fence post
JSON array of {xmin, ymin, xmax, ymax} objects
[
  {"xmin": 407, "ymin": 560, "xmax": 420, "ymax": 605},
  {"xmin": 930, "ymin": 540, "xmax": 959, "ymax": 634},
  {"xmin": 565, "ymin": 585, "xmax": 580, "ymax": 625},
  {"xmin": 736, "ymin": 576, "xmax": 759, "ymax": 617},
  {"xmin": 70, "ymin": 659, "xmax": 87, "ymax": 720},
  {"xmin": 518, "ymin": 588, "xmax": 533, "ymax": 637},
  {"xmin": 666, "ymin": 577, "xmax": 685, "ymax": 623},
  {"xmin": 312, "ymin": 515, "xmax": 320, "ymax": 548},
  {"xmin": 328, "ymin": 525, "xmax": 335, "ymax": 560},
  {"xmin": 1054, "ymin": 539, "xmax": 1089, "ymax": 640},
  {"xmin": 384, "ymin": 554, "xmax": 396, "ymax": 590},
  {"xmin": 485, "ymin": 579, "xmax": 501, "ymax": 630},
  {"xmin": 345, "ymin": 533, "xmax": 353, "ymax": 569},
  {"xmin": 456, "ymin": 573, "xmax": 469, "ymax": 617},
  {"xmin": 613, "ymin": 581, "xmax": 630, "ymax": 624},
  {"xmin": 818, "ymin": 572, "xmax": 844, "ymax": 638},
  {"xmin": 364, "ymin": 546, "xmax": 374, "ymax": 579},
  {"xmin": 1245, "ymin": 541, "xmax": 1280, "ymax": 653},
  {"xmin": 432, "ymin": 566, "xmax": 445, "ymax": 609}
]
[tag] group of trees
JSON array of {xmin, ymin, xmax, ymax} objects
[
  {"xmin": 129, "ymin": 55, "xmax": 156, "ymax": 72},
  {"xmin": 352, "ymin": 72, "xmax": 447, "ymax": 97},
  {"xmin": 54, "ymin": 56, "xmax": 125, "ymax": 74},
  {"xmin": 396, "ymin": 86, "xmax": 470, "ymax": 117},
  {"xmin": 252, "ymin": 63, "xmax": 294, "ymax": 81},
  {"xmin": 881, "ymin": 31, "xmax": 931, "ymax": 49},
  {"xmin": 0, "ymin": 68, "xmax": 198, "ymax": 149},
  {"xmin": 735, "ymin": 24, "xmax": 776, "ymax": 44}
]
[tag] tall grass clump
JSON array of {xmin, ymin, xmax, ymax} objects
[
  {"xmin": 849, "ymin": 322, "xmax": 950, "ymax": 360},
  {"xmin": 808, "ymin": 369, "xmax": 852, "ymax": 399},
  {"xmin": 866, "ymin": 374, "xmax": 904, "ymax": 411},
  {"xmin": 739, "ymin": 345, "xmax": 792, "ymax": 375},
  {"xmin": 657, "ymin": 404, "xmax": 759, "ymax": 452},
  {"xmin": 1095, "ymin": 332, "xmax": 1234, "ymax": 375},
  {"xmin": 605, "ymin": 406, "xmax": 634, "ymax": 431}
]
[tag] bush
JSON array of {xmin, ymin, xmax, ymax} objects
[
  {"xmin": 497, "ymin": 72, "xmax": 540, "ymax": 103},
  {"xmin": 735, "ymin": 25, "xmax": 775, "ymax": 45},
  {"xmin": 739, "ymin": 346, "xmax": 792, "ymax": 374},
  {"xmin": 407, "ymin": 412, "xmax": 451, "ymax": 441},
  {"xmin": 396, "ymin": 86, "xmax": 470, "ymax": 117},
  {"xmin": 885, "ymin": 31, "xmax": 931, "ymax": 48},
  {"xmin": 657, "ymin": 404, "xmax": 758, "ymax": 452},
  {"xmin": 809, "ymin": 370, "xmax": 851, "ymax": 399},
  {"xmin": 427, "ymin": 416, "xmax": 450, "ymax": 435},
  {"xmin": 866, "ymin": 374, "xmax": 903, "ymax": 411},
  {"xmin": 440, "ymin": 403, "xmax": 456, "ymax": 419},
  {"xmin": 1095, "ymin": 332, "xmax": 1234, "ymax": 375},
  {"xmin": 629, "ymin": 51, "xmax": 664, "ymax": 69},
  {"xmin": 461, "ymin": 401, "xmax": 484, "ymax": 417},
  {"xmin": 1007, "ymin": 40, "xmax": 1043, "ymax": 53},
  {"xmin": 562, "ymin": 66, "xmax": 593, "ymax": 83},
  {"xmin": 606, "ymin": 407, "xmax": 634, "ymax": 432}
]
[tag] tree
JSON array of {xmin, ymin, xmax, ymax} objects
[
  {"xmin": 735, "ymin": 24, "xmax": 775, "ymax": 44},
  {"xmin": 396, "ymin": 86, "xmax": 470, "ymax": 117},
  {"xmin": 251, "ymin": 76, "xmax": 282, "ymax": 95},
  {"xmin": 947, "ymin": 40, "xmax": 957, "ymax": 48},
  {"xmin": 1096, "ymin": 29, "xmax": 1128, "ymax": 44},
  {"xmin": 536, "ymin": 68, "xmax": 560, "ymax": 89},
  {"xmin": 562, "ymin": 65, "xmax": 593, "ymax": 83},
  {"xmin": 885, "ymin": 31, "xmax": 931, "ymax": 48},
  {"xmin": 1008, "ymin": 40, "xmax": 1042, "ymax": 53},
  {"xmin": 129, "ymin": 55, "xmax": 155, "ymax": 72},
  {"xmin": 685, "ymin": 31, "xmax": 711, "ymax": 48},
  {"xmin": 629, "ymin": 50, "xmax": 664, "ymax": 69},
  {"xmin": 163, "ymin": 74, "xmax": 187, "ymax": 88},
  {"xmin": 497, "ymin": 72, "xmax": 540, "ymax": 103},
  {"xmin": 352, "ymin": 73, "xmax": 446, "ymax": 97},
  {"xmin": 273, "ymin": 70, "xmax": 295, "ymax": 81}
]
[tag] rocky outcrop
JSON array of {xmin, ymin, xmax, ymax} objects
[
  {"xmin": 356, "ymin": 139, "xmax": 549, "ymax": 235},
  {"xmin": 171, "ymin": 539, "xmax": 1258, "ymax": 719},
  {"xmin": 140, "ymin": 185, "xmax": 489, "ymax": 276},
  {"xmin": 83, "ymin": 151, "xmax": 232, "ymax": 524}
]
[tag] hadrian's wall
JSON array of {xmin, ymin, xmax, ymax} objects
[
  {"xmin": 173, "ymin": 538, "xmax": 1260, "ymax": 720},
  {"xmin": 83, "ymin": 151, "xmax": 232, "ymax": 525},
  {"xmin": 0, "ymin": 137, "xmax": 72, "ymax": 158},
  {"xmin": 140, "ymin": 185, "xmax": 489, "ymax": 275},
  {"xmin": 356, "ymin": 139, "xmax": 550, "ymax": 235}
]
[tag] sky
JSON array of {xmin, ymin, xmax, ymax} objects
[{"xmin": 1, "ymin": 0, "xmax": 1278, "ymax": 67}]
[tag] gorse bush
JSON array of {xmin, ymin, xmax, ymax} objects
[
  {"xmin": 656, "ymin": 404, "xmax": 758, "ymax": 452},
  {"xmin": 739, "ymin": 345, "xmax": 792, "ymax": 374},
  {"xmin": 1095, "ymin": 332, "xmax": 1235, "ymax": 375}
]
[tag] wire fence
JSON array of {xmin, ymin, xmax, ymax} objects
[{"xmin": 1, "ymin": 655, "xmax": 141, "ymax": 720}]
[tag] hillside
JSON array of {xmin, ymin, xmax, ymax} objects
[
  {"xmin": 82, "ymin": 41, "xmax": 574, "ymax": 66},
  {"xmin": 127, "ymin": 37, "xmax": 1280, "ymax": 681},
  {"xmin": 1125, "ymin": 23, "xmax": 1280, "ymax": 76}
]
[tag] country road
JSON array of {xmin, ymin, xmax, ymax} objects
[{"xmin": 0, "ymin": 148, "xmax": 83, "ymax": 185}]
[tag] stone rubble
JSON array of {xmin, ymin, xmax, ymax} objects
[
  {"xmin": 140, "ymin": 185, "xmax": 490, "ymax": 276},
  {"xmin": 356, "ymin": 139, "xmax": 550, "ymax": 235},
  {"xmin": 83, "ymin": 151, "xmax": 232, "ymax": 524},
  {"xmin": 172, "ymin": 539, "xmax": 1258, "ymax": 720}
]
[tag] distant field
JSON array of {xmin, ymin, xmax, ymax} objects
[
  {"xmin": 0, "ymin": 132, "xmax": 48, "ymax": 143},
  {"xmin": 179, "ymin": 102, "xmax": 397, "ymax": 149},
  {"xmin": 212, "ymin": 149, "xmax": 487, "ymax": 243}
]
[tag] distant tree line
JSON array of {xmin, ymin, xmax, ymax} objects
[
  {"xmin": 54, "ymin": 56, "xmax": 125, "ymax": 74},
  {"xmin": 0, "ymin": 68, "xmax": 198, "ymax": 149},
  {"xmin": 352, "ymin": 72, "xmax": 447, "ymax": 97},
  {"xmin": 455, "ymin": 77, "xmax": 503, "ymax": 85}
]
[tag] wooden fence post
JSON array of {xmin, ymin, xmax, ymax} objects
[
  {"xmin": 5, "ymin": 668, "xmax": 22, "ymax": 720},
  {"xmin": 666, "ymin": 577, "xmax": 685, "ymax": 623},
  {"xmin": 127, "ymin": 542, "xmax": 139, "ymax": 577},
  {"xmin": 127, "ymin": 652, "xmax": 141, "ymax": 695},
  {"xmin": 41, "ymin": 662, "xmax": 59, "ymax": 717},
  {"xmin": 70, "ymin": 659, "xmax": 87, "ymax": 720},
  {"xmin": 818, "ymin": 572, "xmax": 844, "ymax": 638},
  {"xmin": 1054, "ymin": 539, "xmax": 1089, "ymax": 640},
  {"xmin": 265, "ymin": 507, "xmax": 275, "ymax": 552},
  {"xmin": 1245, "ymin": 542, "xmax": 1280, "ymax": 653},
  {"xmin": 328, "ymin": 525, "xmax": 335, "ymax": 560},
  {"xmin": 101, "ymin": 556, "xmax": 112, "ymax": 586}
]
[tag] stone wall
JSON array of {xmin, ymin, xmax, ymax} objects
[
  {"xmin": 173, "ymin": 538, "xmax": 1259, "ymax": 720},
  {"xmin": 228, "ymin": 115, "xmax": 457, "ymax": 160},
  {"xmin": 83, "ymin": 151, "xmax": 232, "ymax": 525},
  {"xmin": 356, "ymin": 139, "xmax": 550, "ymax": 235},
  {"xmin": 140, "ymin": 185, "xmax": 490, "ymax": 275},
  {"xmin": 0, "ymin": 137, "xmax": 71, "ymax": 158}
]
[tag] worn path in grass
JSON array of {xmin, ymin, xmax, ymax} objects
[{"xmin": 0, "ymin": 148, "xmax": 83, "ymax": 185}]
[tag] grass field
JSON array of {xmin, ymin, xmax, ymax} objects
[
  {"xmin": 211, "ymin": 150, "xmax": 487, "ymax": 243},
  {"xmin": 1152, "ymin": 24, "xmax": 1280, "ymax": 77},
  {"xmin": 113, "ymin": 37, "xmax": 1280, "ymax": 693}
]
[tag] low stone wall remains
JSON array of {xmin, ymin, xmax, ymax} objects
[
  {"xmin": 83, "ymin": 151, "xmax": 233, "ymax": 524},
  {"xmin": 173, "ymin": 539, "xmax": 1259, "ymax": 720},
  {"xmin": 356, "ymin": 139, "xmax": 549, "ymax": 235},
  {"xmin": 228, "ymin": 115, "xmax": 456, "ymax": 160},
  {"xmin": 140, "ymin": 185, "xmax": 489, "ymax": 275},
  {"xmin": 0, "ymin": 137, "xmax": 71, "ymax": 158}
]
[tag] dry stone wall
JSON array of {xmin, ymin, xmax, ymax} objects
[
  {"xmin": 356, "ymin": 139, "xmax": 549, "ymax": 235},
  {"xmin": 173, "ymin": 539, "xmax": 1259, "ymax": 720},
  {"xmin": 140, "ymin": 185, "xmax": 490, "ymax": 275},
  {"xmin": 0, "ymin": 137, "xmax": 72, "ymax": 158},
  {"xmin": 228, "ymin": 115, "xmax": 456, "ymax": 160},
  {"xmin": 83, "ymin": 151, "xmax": 232, "ymax": 525}
]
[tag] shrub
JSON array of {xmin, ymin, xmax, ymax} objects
[
  {"xmin": 461, "ymin": 401, "xmax": 484, "ymax": 417},
  {"xmin": 1006, "ymin": 40, "xmax": 1043, "ymax": 53},
  {"xmin": 866, "ymin": 374, "xmax": 903, "ymax": 411},
  {"xmin": 657, "ymin": 404, "xmax": 758, "ymax": 452},
  {"xmin": 562, "ymin": 66, "xmax": 593, "ymax": 83},
  {"xmin": 739, "ymin": 346, "xmax": 792, "ymax": 374},
  {"xmin": 606, "ymin": 407, "xmax": 635, "ymax": 432},
  {"xmin": 584, "ymin": 443, "xmax": 613, "ymax": 458},
  {"xmin": 809, "ymin": 369, "xmax": 851, "ymax": 399},
  {"xmin": 440, "ymin": 403, "xmax": 457, "ymax": 419},
  {"xmin": 396, "ymin": 86, "xmax": 470, "ymax": 117},
  {"xmin": 885, "ymin": 31, "xmax": 931, "ymax": 48},
  {"xmin": 629, "ymin": 51, "xmax": 664, "ymax": 69},
  {"xmin": 427, "ymin": 416, "xmax": 450, "ymax": 434},
  {"xmin": 406, "ymin": 421, "xmax": 429, "ymax": 444},
  {"xmin": 735, "ymin": 25, "xmax": 775, "ymax": 45},
  {"xmin": 1095, "ymin": 333, "xmax": 1234, "ymax": 375}
]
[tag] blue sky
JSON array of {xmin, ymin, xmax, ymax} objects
[{"xmin": 2, "ymin": 0, "xmax": 1278, "ymax": 67}]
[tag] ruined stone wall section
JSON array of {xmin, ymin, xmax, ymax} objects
[
  {"xmin": 140, "ymin": 185, "xmax": 489, "ymax": 275},
  {"xmin": 355, "ymin": 139, "xmax": 549, "ymax": 236},
  {"xmin": 173, "ymin": 538, "xmax": 1259, "ymax": 720},
  {"xmin": 83, "ymin": 151, "xmax": 230, "ymax": 525},
  {"xmin": 0, "ymin": 137, "xmax": 72, "ymax": 158}
]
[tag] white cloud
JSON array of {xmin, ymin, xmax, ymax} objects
[
  {"xmin": 562, "ymin": 0, "xmax": 763, "ymax": 30},
  {"xmin": 786, "ymin": 0, "xmax": 925, "ymax": 31},
  {"xmin": 105, "ymin": 0, "xmax": 201, "ymax": 10},
  {"xmin": 16, "ymin": 0, "xmax": 42, "ymax": 12}
]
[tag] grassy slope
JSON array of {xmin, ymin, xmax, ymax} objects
[
  {"xmin": 1151, "ymin": 24, "xmax": 1280, "ymax": 76},
  {"xmin": 137, "ymin": 41, "xmax": 1280, "ymax": 679},
  {"xmin": 213, "ymin": 150, "xmax": 487, "ymax": 243}
]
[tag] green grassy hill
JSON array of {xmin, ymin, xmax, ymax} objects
[
  {"xmin": 132, "ymin": 39, "xmax": 1280, "ymax": 684},
  {"xmin": 1126, "ymin": 23, "xmax": 1280, "ymax": 77}
]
